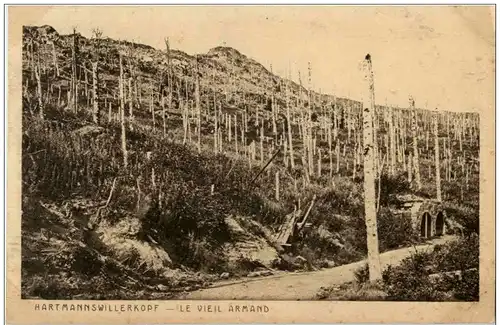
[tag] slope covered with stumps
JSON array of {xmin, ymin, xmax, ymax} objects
[{"xmin": 21, "ymin": 25, "xmax": 479, "ymax": 299}]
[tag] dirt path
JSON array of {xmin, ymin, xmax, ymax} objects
[{"xmin": 180, "ymin": 236, "xmax": 455, "ymax": 300}]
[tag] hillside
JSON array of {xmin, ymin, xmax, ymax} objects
[{"xmin": 21, "ymin": 25, "xmax": 480, "ymax": 299}]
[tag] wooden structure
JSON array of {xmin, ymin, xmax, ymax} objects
[
  {"xmin": 272, "ymin": 195, "xmax": 316, "ymax": 247},
  {"xmin": 390, "ymin": 194, "xmax": 446, "ymax": 238}
]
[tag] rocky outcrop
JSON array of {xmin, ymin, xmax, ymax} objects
[{"xmin": 223, "ymin": 216, "xmax": 279, "ymax": 269}]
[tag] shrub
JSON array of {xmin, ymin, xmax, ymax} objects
[
  {"xmin": 182, "ymin": 237, "xmax": 228, "ymax": 273},
  {"xmin": 382, "ymin": 236, "xmax": 479, "ymax": 301},
  {"xmin": 378, "ymin": 207, "xmax": 419, "ymax": 252},
  {"xmin": 382, "ymin": 251, "xmax": 446, "ymax": 301},
  {"xmin": 447, "ymin": 269, "xmax": 479, "ymax": 301},
  {"xmin": 354, "ymin": 264, "xmax": 369, "ymax": 284},
  {"xmin": 164, "ymin": 189, "xmax": 231, "ymax": 244},
  {"xmin": 434, "ymin": 235, "xmax": 479, "ymax": 272},
  {"xmin": 378, "ymin": 173, "xmax": 411, "ymax": 206},
  {"xmin": 443, "ymin": 202, "xmax": 479, "ymax": 236}
]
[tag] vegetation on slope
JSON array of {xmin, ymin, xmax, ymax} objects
[
  {"xmin": 21, "ymin": 25, "xmax": 480, "ymax": 299},
  {"xmin": 318, "ymin": 236, "xmax": 479, "ymax": 301}
]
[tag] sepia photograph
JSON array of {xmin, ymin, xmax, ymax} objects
[{"xmin": 6, "ymin": 4, "xmax": 495, "ymax": 324}]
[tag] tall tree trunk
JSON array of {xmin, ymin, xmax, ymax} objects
[
  {"xmin": 434, "ymin": 108, "xmax": 442, "ymax": 201},
  {"xmin": 84, "ymin": 62, "xmax": 89, "ymax": 101},
  {"xmin": 165, "ymin": 37, "xmax": 173, "ymax": 111},
  {"xmin": 91, "ymin": 61, "xmax": 99, "ymax": 124},
  {"xmin": 51, "ymin": 41, "xmax": 60, "ymax": 77},
  {"xmin": 389, "ymin": 105, "xmax": 395, "ymax": 175},
  {"xmin": 362, "ymin": 54, "xmax": 382, "ymax": 282},
  {"xmin": 119, "ymin": 54, "xmax": 128, "ymax": 168},
  {"xmin": 128, "ymin": 77, "xmax": 134, "ymax": 130},
  {"xmin": 286, "ymin": 79, "xmax": 295, "ymax": 169},
  {"xmin": 307, "ymin": 62, "xmax": 314, "ymax": 176},
  {"xmin": 336, "ymin": 140, "xmax": 340, "ymax": 173},
  {"xmin": 275, "ymin": 171, "xmax": 280, "ymax": 201},
  {"xmin": 35, "ymin": 61, "xmax": 43, "ymax": 120},
  {"xmin": 108, "ymin": 101, "xmax": 112, "ymax": 122},
  {"xmin": 150, "ymin": 86, "xmax": 155, "ymax": 127},
  {"xmin": 195, "ymin": 55, "xmax": 201, "ymax": 152},
  {"xmin": 410, "ymin": 96, "xmax": 421, "ymax": 189},
  {"xmin": 234, "ymin": 114, "xmax": 238, "ymax": 154},
  {"xmin": 213, "ymin": 102, "xmax": 218, "ymax": 153},
  {"xmin": 71, "ymin": 30, "xmax": 78, "ymax": 113},
  {"xmin": 162, "ymin": 89, "xmax": 166, "ymax": 137}
]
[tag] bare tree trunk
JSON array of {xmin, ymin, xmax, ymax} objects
[
  {"xmin": 150, "ymin": 87, "xmax": 155, "ymax": 127},
  {"xmin": 119, "ymin": 54, "xmax": 128, "ymax": 168},
  {"xmin": 234, "ymin": 114, "xmax": 238, "ymax": 154},
  {"xmin": 108, "ymin": 101, "xmax": 112, "ymax": 122},
  {"xmin": 165, "ymin": 37, "xmax": 172, "ymax": 135},
  {"xmin": 71, "ymin": 30, "xmax": 78, "ymax": 113},
  {"xmin": 35, "ymin": 62, "xmax": 43, "ymax": 120},
  {"xmin": 362, "ymin": 54, "xmax": 382, "ymax": 282},
  {"xmin": 434, "ymin": 108, "xmax": 442, "ymax": 201},
  {"xmin": 57, "ymin": 85, "xmax": 61, "ymax": 107},
  {"xmin": 128, "ymin": 77, "xmax": 134, "ymax": 130},
  {"xmin": 275, "ymin": 171, "xmax": 280, "ymax": 201},
  {"xmin": 213, "ymin": 102, "xmax": 218, "ymax": 153},
  {"xmin": 328, "ymin": 126, "xmax": 333, "ymax": 178},
  {"xmin": 408, "ymin": 152, "xmax": 413, "ymax": 183},
  {"xmin": 162, "ymin": 92, "xmax": 166, "ymax": 137},
  {"xmin": 195, "ymin": 56, "xmax": 201, "ymax": 152},
  {"xmin": 410, "ymin": 96, "xmax": 421, "ymax": 189},
  {"xmin": 286, "ymin": 80, "xmax": 295, "ymax": 169},
  {"xmin": 51, "ymin": 41, "xmax": 60, "ymax": 77},
  {"xmin": 91, "ymin": 61, "xmax": 99, "ymax": 124},
  {"xmin": 183, "ymin": 101, "xmax": 188, "ymax": 144},
  {"xmin": 389, "ymin": 105, "xmax": 395, "ymax": 176},
  {"xmin": 84, "ymin": 62, "xmax": 89, "ymax": 101},
  {"xmin": 317, "ymin": 149, "xmax": 322, "ymax": 177},
  {"xmin": 336, "ymin": 140, "xmax": 340, "ymax": 173},
  {"xmin": 260, "ymin": 125, "xmax": 264, "ymax": 164},
  {"xmin": 307, "ymin": 63, "xmax": 314, "ymax": 176}
]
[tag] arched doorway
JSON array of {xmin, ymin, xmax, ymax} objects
[
  {"xmin": 420, "ymin": 212, "xmax": 432, "ymax": 238},
  {"xmin": 435, "ymin": 212, "xmax": 444, "ymax": 236},
  {"xmin": 420, "ymin": 214, "xmax": 426, "ymax": 237},
  {"xmin": 427, "ymin": 213, "xmax": 432, "ymax": 237}
]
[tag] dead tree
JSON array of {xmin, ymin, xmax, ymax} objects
[
  {"xmin": 410, "ymin": 96, "xmax": 421, "ymax": 189},
  {"xmin": 119, "ymin": 53, "xmax": 128, "ymax": 168},
  {"xmin": 389, "ymin": 104, "xmax": 395, "ymax": 175},
  {"xmin": 34, "ymin": 57, "xmax": 43, "ymax": 120},
  {"xmin": 307, "ymin": 62, "xmax": 314, "ymax": 176},
  {"xmin": 49, "ymin": 38, "xmax": 60, "ymax": 77},
  {"xmin": 70, "ymin": 28, "xmax": 79, "ymax": 113},
  {"xmin": 195, "ymin": 55, "xmax": 201, "ymax": 152},
  {"xmin": 91, "ymin": 28, "xmax": 103, "ymax": 124},
  {"xmin": 362, "ymin": 53, "xmax": 382, "ymax": 281},
  {"xmin": 434, "ymin": 108, "xmax": 442, "ymax": 202},
  {"xmin": 285, "ymin": 78, "xmax": 295, "ymax": 169}
]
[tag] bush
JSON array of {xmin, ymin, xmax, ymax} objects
[
  {"xmin": 447, "ymin": 269, "xmax": 479, "ymax": 301},
  {"xmin": 378, "ymin": 173, "xmax": 411, "ymax": 206},
  {"xmin": 378, "ymin": 207, "xmax": 419, "ymax": 252},
  {"xmin": 183, "ymin": 237, "xmax": 228, "ymax": 273},
  {"xmin": 381, "ymin": 236, "xmax": 479, "ymax": 301},
  {"xmin": 443, "ymin": 202, "xmax": 479, "ymax": 236},
  {"xmin": 434, "ymin": 234, "xmax": 479, "ymax": 272},
  {"xmin": 354, "ymin": 264, "xmax": 369, "ymax": 284},
  {"xmin": 382, "ymin": 250, "xmax": 446, "ymax": 301}
]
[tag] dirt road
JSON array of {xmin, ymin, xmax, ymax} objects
[{"xmin": 180, "ymin": 236, "xmax": 454, "ymax": 300}]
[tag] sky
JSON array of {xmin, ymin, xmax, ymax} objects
[{"xmin": 26, "ymin": 5, "xmax": 495, "ymax": 112}]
